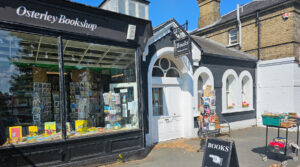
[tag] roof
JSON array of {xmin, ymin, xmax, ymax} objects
[
  {"xmin": 153, "ymin": 18, "xmax": 176, "ymax": 33},
  {"xmin": 99, "ymin": 0, "xmax": 150, "ymax": 8},
  {"xmin": 151, "ymin": 19, "xmax": 256, "ymax": 62},
  {"xmin": 192, "ymin": 0, "xmax": 288, "ymax": 33},
  {"xmin": 191, "ymin": 35, "xmax": 256, "ymax": 61}
]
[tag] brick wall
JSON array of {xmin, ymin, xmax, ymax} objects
[
  {"xmin": 295, "ymin": 5, "xmax": 300, "ymax": 60},
  {"xmin": 197, "ymin": 0, "xmax": 221, "ymax": 29},
  {"xmin": 195, "ymin": 3, "xmax": 299, "ymax": 61}
]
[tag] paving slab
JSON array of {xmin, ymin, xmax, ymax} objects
[{"xmin": 97, "ymin": 127, "xmax": 300, "ymax": 167}]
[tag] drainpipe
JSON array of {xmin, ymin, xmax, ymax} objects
[
  {"xmin": 256, "ymin": 10, "xmax": 261, "ymax": 61},
  {"xmin": 237, "ymin": 4, "xmax": 242, "ymax": 49},
  {"xmin": 255, "ymin": 10, "xmax": 261, "ymax": 126}
]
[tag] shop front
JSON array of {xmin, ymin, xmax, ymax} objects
[
  {"xmin": 143, "ymin": 19, "xmax": 256, "ymax": 146},
  {"xmin": 0, "ymin": 0, "xmax": 152, "ymax": 166}
]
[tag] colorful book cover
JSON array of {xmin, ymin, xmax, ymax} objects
[
  {"xmin": 66, "ymin": 122, "xmax": 71, "ymax": 133},
  {"xmin": 28, "ymin": 126, "xmax": 38, "ymax": 136},
  {"xmin": 44, "ymin": 122, "xmax": 56, "ymax": 135},
  {"xmin": 9, "ymin": 126, "xmax": 22, "ymax": 142},
  {"xmin": 75, "ymin": 120, "xmax": 87, "ymax": 132}
]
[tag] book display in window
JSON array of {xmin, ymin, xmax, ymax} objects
[
  {"xmin": 69, "ymin": 82, "xmax": 91, "ymax": 120},
  {"xmin": 52, "ymin": 93, "xmax": 60, "ymax": 121},
  {"xmin": 103, "ymin": 92, "xmax": 122, "ymax": 130},
  {"xmin": 32, "ymin": 82, "xmax": 52, "ymax": 124},
  {"xmin": 198, "ymin": 86, "xmax": 217, "ymax": 131}
]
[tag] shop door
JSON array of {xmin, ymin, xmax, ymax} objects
[{"xmin": 152, "ymin": 86, "xmax": 183, "ymax": 143}]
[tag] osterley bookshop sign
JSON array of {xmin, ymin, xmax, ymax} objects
[
  {"xmin": 0, "ymin": 0, "xmax": 141, "ymax": 43},
  {"xmin": 16, "ymin": 6, "xmax": 98, "ymax": 32}
]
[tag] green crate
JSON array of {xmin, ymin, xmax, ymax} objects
[{"xmin": 262, "ymin": 115, "xmax": 281, "ymax": 126}]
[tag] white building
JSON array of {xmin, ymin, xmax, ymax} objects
[{"xmin": 99, "ymin": 0, "xmax": 149, "ymax": 20}]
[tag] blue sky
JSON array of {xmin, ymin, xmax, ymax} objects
[{"xmin": 71, "ymin": 0, "xmax": 252, "ymax": 30}]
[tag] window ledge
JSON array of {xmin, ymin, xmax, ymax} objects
[
  {"xmin": 222, "ymin": 107, "xmax": 255, "ymax": 114},
  {"xmin": 227, "ymin": 43, "xmax": 239, "ymax": 48}
]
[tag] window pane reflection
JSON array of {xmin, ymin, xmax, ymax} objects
[
  {"xmin": 0, "ymin": 29, "xmax": 61, "ymax": 147},
  {"xmin": 62, "ymin": 39, "xmax": 139, "ymax": 138}
]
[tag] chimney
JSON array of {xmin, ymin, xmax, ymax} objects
[{"xmin": 197, "ymin": 0, "xmax": 221, "ymax": 29}]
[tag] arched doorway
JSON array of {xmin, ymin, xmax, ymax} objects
[{"xmin": 147, "ymin": 47, "xmax": 193, "ymax": 145}]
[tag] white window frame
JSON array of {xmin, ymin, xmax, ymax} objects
[
  {"xmin": 222, "ymin": 69, "xmax": 239, "ymax": 113},
  {"xmin": 137, "ymin": 3, "xmax": 146, "ymax": 19},
  {"xmin": 152, "ymin": 57, "xmax": 181, "ymax": 78},
  {"xmin": 128, "ymin": 1, "xmax": 137, "ymax": 17},
  {"xmin": 193, "ymin": 66, "xmax": 214, "ymax": 117},
  {"xmin": 239, "ymin": 71, "xmax": 254, "ymax": 111},
  {"xmin": 117, "ymin": 0, "xmax": 126, "ymax": 14},
  {"xmin": 229, "ymin": 29, "xmax": 238, "ymax": 46}
]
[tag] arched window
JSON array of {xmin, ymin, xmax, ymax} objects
[
  {"xmin": 152, "ymin": 58, "xmax": 180, "ymax": 78},
  {"xmin": 222, "ymin": 69, "xmax": 238, "ymax": 112},
  {"xmin": 239, "ymin": 71, "xmax": 253, "ymax": 109},
  {"xmin": 194, "ymin": 67, "xmax": 214, "ymax": 116},
  {"xmin": 226, "ymin": 75, "xmax": 236, "ymax": 109}
]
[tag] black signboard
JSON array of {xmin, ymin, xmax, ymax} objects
[
  {"xmin": 174, "ymin": 37, "xmax": 191, "ymax": 57},
  {"xmin": 0, "ymin": 0, "xmax": 152, "ymax": 49},
  {"xmin": 202, "ymin": 138, "xmax": 239, "ymax": 167}
]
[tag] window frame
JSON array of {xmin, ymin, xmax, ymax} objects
[
  {"xmin": 138, "ymin": 3, "xmax": 146, "ymax": 19},
  {"xmin": 229, "ymin": 29, "xmax": 238, "ymax": 46},
  {"xmin": 152, "ymin": 87, "xmax": 164, "ymax": 116},
  {"xmin": 222, "ymin": 69, "xmax": 239, "ymax": 113},
  {"xmin": 128, "ymin": 1, "xmax": 136, "ymax": 17},
  {"xmin": 0, "ymin": 26, "xmax": 142, "ymax": 147},
  {"xmin": 152, "ymin": 57, "xmax": 180, "ymax": 78},
  {"xmin": 239, "ymin": 71, "xmax": 254, "ymax": 110}
]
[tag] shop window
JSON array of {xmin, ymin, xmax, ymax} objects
[
  {"xmin": 62, "ymin": 39, "xmax": 139, "ymax": 138},
  {"xmin": 222, "ymin": 69, "xmax": 238, "ymax": 112},
  {"xmin": 194, "ymin": 67, "xmax": 215, "ymax": 115},
  {"xmin": 229, "ymin": 29, "xmax": 238, "ymax": 45},
  {"xmin": 152, "ymin": 88, "xmax": 163, "ymax": 116},
  {"xmin": 0, "ymin": 29, "xmax": 62, "ymax": 147},
  {"xmin": 226, "ymin": 76, "xmax": 236, "ymax": 109},
  {"xmin": 129, "ymin": 2, "xmax": 136, "ymax": 17},
  {"xmin": 239, "ymin": 71, "xmax": 253, "ymax": 109},
  {"xmin": 152, "ymin": 58, "xmax": 180, "ymax": 78}
]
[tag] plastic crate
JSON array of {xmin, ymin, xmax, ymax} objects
[{"xmin": 262, "ymin": 115, "xmax": 281, "ymax": 126}]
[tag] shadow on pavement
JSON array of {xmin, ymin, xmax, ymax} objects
[{"xmin": 251, "ymin": 146, "xmax": 292, "ymax": 162}]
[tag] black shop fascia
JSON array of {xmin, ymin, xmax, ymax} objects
[{"xmin": 0, "ymin": 0, "xmax": 152, "ymax": 166}]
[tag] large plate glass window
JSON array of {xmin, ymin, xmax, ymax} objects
[
  {"xmin": 0, "ymin": 29, "xmax": 62, "ymax": 147},
  {"xmin": 62, "ymin": 39, "xmax": 139, "ymax": 138}
]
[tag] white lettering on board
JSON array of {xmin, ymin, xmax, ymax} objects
[{"xmin": 16, "ymin": 6, "xmax": 98, "ymax": 31}]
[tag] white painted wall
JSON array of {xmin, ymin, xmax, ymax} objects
[{"xmin": 257, "ymin": 57, "xmax": 300, "ymax": 125}]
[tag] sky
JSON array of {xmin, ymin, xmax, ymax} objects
[{"xmin": 71, "ymin": 0, "xmax": 252, "ymax": 31}]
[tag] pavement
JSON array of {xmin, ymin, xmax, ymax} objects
[{"xmin": 98, "ymin": 127, "xmax": 300, "ymax": 167}]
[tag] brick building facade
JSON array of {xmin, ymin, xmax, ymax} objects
[
  {"xmin": 193, "ymin": 0, "xmax": 299, "ymax": 61},
  {"xmin": 191, "ymin": 0, "xmax": 300, "ymax": 124}
]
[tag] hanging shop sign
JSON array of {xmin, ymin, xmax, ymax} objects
[
  {"xmin": 174, "ymin": 37, "xmax": 191, "ymax": 58},
  {"xmin": 202, "ymin": 138, "xmax": 239, "ymax": 167}
]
